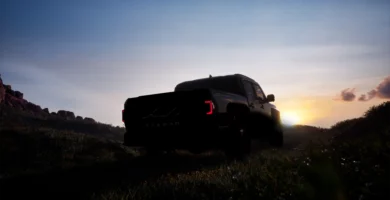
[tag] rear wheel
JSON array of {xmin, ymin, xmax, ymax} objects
[
  {"xmin": 189, "ymin": 149, "xmax": 204, "ymax": 154},
  {"xmin": 144, "ymin": 147, "xmax": 166, "ymax": 157},
  {"xmin": 224, "ymin": 120, "xmax": 251, "ymax": 160},
  {"xmin": 145, "ymin": 147, "xmax": 177, "ymax": 156}
]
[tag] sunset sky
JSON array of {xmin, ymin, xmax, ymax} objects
[{"xmin": 1, "ymin": 0, "xmax": 389, "ymax": 127}]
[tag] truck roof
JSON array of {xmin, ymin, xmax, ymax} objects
[
  {"xmin": 175, "ymin": 73, "xmax": 254, "ymax": 95},
  {"xmin": 233, "ymin": 73, "xmax": 257, "ymax": 83},
  {"xmin": 176, "ymin": 74, "xmax": 255, "ymax": 85}
]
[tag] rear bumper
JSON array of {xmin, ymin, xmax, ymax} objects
[{"xmin": 123, "ymin": 123, "xmax": 229, "ymax": 150}]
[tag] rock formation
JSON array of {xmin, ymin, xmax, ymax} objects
[
  {"xmin": 43, "ymin": 108, "xmax": 49, "ymax": 114},
  {"xmin": 0, "ymin": 74, "xmax": 5, "ymax": 104},
  {"xmin": 84, "ymin": 117, "xmax": 96, "ymax": 123},
  {"xmin": 25, "ymin": 102, "xmax": 42, "ymax": 113},
  {"xmin": 57, "ymin": 110, "xmax": 76, "ymax": 120},
  {"xmin": 0, "ymin": 75, "xmax": 43, "ymax": 115},
  {"xmin": 14, "ymin": 91, "xmax": 23, "ymax": 99},
  {"xmin": 1, "ymin": 74, "xmax": 100, "ymax": 123},
  {"xmin": 4, "ymin": 93, "xmax": 27, "ymax": 110}
]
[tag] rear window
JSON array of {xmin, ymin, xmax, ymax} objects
[{"xmin": 175, "ymin": 76, "xmax": 243, "ymax": 95}]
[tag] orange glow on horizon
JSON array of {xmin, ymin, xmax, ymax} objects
[
  {"xmin": 276, "ymin": 96, "xmax": 334, "ymax": 127},
  {"xmin": 281, "ymin": 111, "xmax": 301, "ymax": 125},
  {"xmin": 275, "ymin": 95, "xmax": 388, "ymax": 128}
]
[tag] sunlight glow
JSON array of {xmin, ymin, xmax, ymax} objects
[{"xmin": 281, "ymin": 111, "xmax": 301, "ymax": 125}]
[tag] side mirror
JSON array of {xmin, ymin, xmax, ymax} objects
[{"xmin": 266, "ymin": 94, "xmax": 275, "ymax": 102}]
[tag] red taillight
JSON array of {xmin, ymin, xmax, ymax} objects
[
  {"xmin": 122, "ymin": 109, "xmax": 124, "ymax": 122},
  {"xmin": 205, "ymin": 100, "xmax": 214, "ymax": 115}
]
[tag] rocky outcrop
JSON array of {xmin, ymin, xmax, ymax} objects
[
  {"xmin": 4, "ymin": 84, "xmax": 11, "ymax": 91},
  {"xmin": 68, "ymin": 112, "xmax": 75, "ymax": 119},
  {"xmin": 14, "ymin": 91, "xmax": 23, "ymax": 99},
  {"xmin": 4, "ymin": 85, "xmax": 14, "ymax": 97},
  {"xmin": 57, "ymin": 110, "xmax": 66, "ymax": 117},
  {"xmin": 0, "ymin": 74, "xmax": 5, "ymax": 104},
  {"xmin": 4, "ymin": 93, "xmax": 28, "ymax": 110},
  {"xmin": 25, "ymin": 102, "xmax": 42, "ymax": 113},
  {"xmin": 1, "ymin": 74, "xmax": 100, "ymax": 123},
  {"xmin": 84, "ymin": 117, "xmax": 96, "ymax": 123},
  {"xmin": 43, "ymin": 108, "xmax": 49, "ymax": 114},
  {"xmin": 0, "ymin": 76, "xmax": 44, "ymax": 115},
  {"xmin": 57, "ymin": 110, "xmax": 76, "ymax": 120}
]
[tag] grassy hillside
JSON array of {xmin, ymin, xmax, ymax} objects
[
  {"xmin": 0, "ymin": 127, "xmax": 133, "ymax": 178},
  {"xmin": 0, "ymin": 104, "xmax": 125, "ymax": 141},
  {"xmin": 0, "ymin": 102, "xmax": 389, "ymax": 200}
]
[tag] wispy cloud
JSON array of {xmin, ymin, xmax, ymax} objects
[
  {"xmin": 335, "ymin": 88, "xmax": 356, "ymax": 102},
  {"xmin": 358, "ymin": 90, "xmax": 377, "ymax": 102}
]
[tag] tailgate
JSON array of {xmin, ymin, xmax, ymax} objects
[{"xmin": 123, "ymin": 89, "xmax": 215, "ymax": 129}]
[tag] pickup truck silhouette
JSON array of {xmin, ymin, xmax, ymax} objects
[{"xmin": 122, "ymin": 74, "xmax": 283, "ymax": 158}]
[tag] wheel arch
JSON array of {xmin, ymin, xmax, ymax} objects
[{"xmin": 226, "ymin": 102, "xmax": 250, "ymax": 115}]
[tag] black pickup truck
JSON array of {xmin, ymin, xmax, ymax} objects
[{"xmin": 122, "ymin": 74, "xmax": 283, "ymax": 158}]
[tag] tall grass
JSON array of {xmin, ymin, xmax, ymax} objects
[{"xmin": 0, "ymin": 126, "xmax": 134, "ymax": 178}]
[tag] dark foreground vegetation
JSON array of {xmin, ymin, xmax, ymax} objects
[{"xmin": 0, "ymin": 102, "xmax": 389, "ymax": 200}]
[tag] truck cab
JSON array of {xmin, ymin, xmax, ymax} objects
[
  {"xmin": 123, "ymin": 74, "xmax": 283, "ymax": 159},
  {"xmin": 175, "ymin": 74, "xmax": 276, "ymax": 120}
]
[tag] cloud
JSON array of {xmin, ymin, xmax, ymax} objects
[
  {"xmin": 358, "ymin": 95, "xmax": 366, "ymax": 101},
  {"xmin": 358, "ymin": 89, "xmax": 377, "ymax": 101},
  {"xmin": 337, "ymin": 88, "xmax": 356, "ymax": 101},
  {"xmin": 376, "ymin": 76, "xmax": 390, "ymax": 99},
  {"xmin": 358, "ymin": 75, "xmax": 390, "ymax": 101}
]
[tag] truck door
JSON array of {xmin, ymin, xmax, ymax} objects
[
  {"xmin": 242, "ymin": 80, "xmax": 262, "ymax": 114},
  {"xmin": 252, "ymin": 83, "xmax": 272, "ymax": 116},
  {"xmin": 242, "ymin": 80, "xmax": 268, "ymax": 136}
]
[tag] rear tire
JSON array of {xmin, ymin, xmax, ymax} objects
[
  {"xmin": 224, "ymin": 120, "xmax": 251, "ymax": 161},
  {"xmin": 145, "ymin": 148, "xmax": 165, "ymax": 157},
  {"xmin": 189, "ymin": 149, "xmax": 204, "ymax": 155}
]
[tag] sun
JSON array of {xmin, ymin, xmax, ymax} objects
[{"xmin": 281, "ymin": 111, "xmax": 301, "ymax": 125}]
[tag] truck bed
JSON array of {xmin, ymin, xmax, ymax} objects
[{"xmin": 122, "ymin": 89, "xmax": 226, "ymax": 149}]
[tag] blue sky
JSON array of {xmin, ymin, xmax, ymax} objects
[{"xmin": 1, "ymin": 0, "xmax": 390, "ymax": 127}]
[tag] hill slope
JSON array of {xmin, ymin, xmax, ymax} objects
[{"xmin": 0, "ymin": 102, "xmax": 388, "ymax": 200}]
